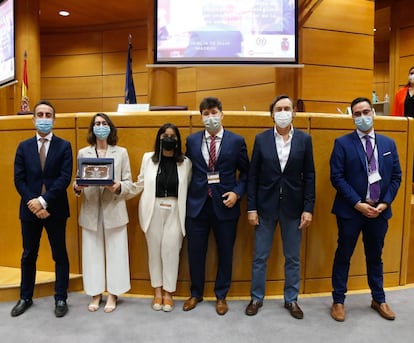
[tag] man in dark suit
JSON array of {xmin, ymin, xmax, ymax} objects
[
  {"xmin": 11, "ymin": 100, "xmax": 73, "ymax": 318},
  {"xmin": 330, "ymin": 97, "xmax": 401, "ymax": 322},
  {"xmin": 245, "ymin": 95, "xmax": 315, "ymax": 319},
  {"xmin": 183, "ymin": 97, "xmax": 249, "ymax": 315}
]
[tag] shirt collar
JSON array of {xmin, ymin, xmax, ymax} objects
[
  {"xmin": 36, "ymin": 132, "xmax": 53, "ymax": 141},
  {"xmin": 274, "ymin": 124, "xmax": 294, "ymax": 138},
  {"xmin": 356, "ymin": 128, "xmax": 375, "ymax": 140},
  {"xmin": 204, "ymin": 127, "xmax": 224, "ymax": 139}
]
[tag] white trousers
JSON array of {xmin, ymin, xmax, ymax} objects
[
  {"xmin": 82, "ymin": 218, "xmax": 131, "ymax": 296},
  {"xmin": 145, "ymin": 197, "xmax": 183, "ymax": 293}
]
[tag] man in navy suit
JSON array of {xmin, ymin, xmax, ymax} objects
[
  {"xmin": 183, "ymin": 97, "xmax": 249, "ymax": 315},
  {"xmin": 11, "ymin": 100, "xmax": 73, "ymax": 318},
  {"xmin": 245, "ymin": 95, "xmax": 315, "ymax": 319},
  {"xmin": 330, "ymin": 97, "xmax": 401, "ymax": 322}
]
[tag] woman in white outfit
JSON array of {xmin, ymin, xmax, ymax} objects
[
  {"xmin": 74, "ymin": 113, "xmax": 137, "ymax": 313},
  {"xmin": 137, "ymin": 123, "xmax": 191, "ymax": 312}
]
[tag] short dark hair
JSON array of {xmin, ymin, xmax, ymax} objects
[
  {"xmin": 199, "ymin": 97, "xmax": 222, "ymax": 114},
  {"xmin": 87, "ymin": 113, "xmax": 118, "ymax": 146},
  {"xmin": 269, "ymin": 94, "xmax": 293, "ymax": 115},
  {"xmin": 33, "ymin": 99, "xmax": 56, "ymax": 118},
  {"xmin": 350, "ymin": 97, "xmax": 372, "ymax": 113},
  {"xmin": 151, "ymin": 123, "xmax": 185, "ymax": 163}
]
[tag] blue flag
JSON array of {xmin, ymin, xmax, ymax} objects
[{"xmin": 124, "ymin": 42, "xmax": 137, "ymax": 104}]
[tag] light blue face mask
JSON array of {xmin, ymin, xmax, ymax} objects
[
  {"xmin": 93, "ymin": 125, "xmax": 111, "ymax": 140},
  {"xmin": 354, "ymin": 115, "xmax": 373, "ymax": 132},
  {"xmin": 35, "ymin": 118, "xmax": 54, "ymax": 134}
]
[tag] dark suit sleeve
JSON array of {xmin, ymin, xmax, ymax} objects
[
  {"xmin": 14, "ymin": 141, "xmax": 36, "ymax": 204},
  {"xmin": 303, "ymin": 135, "xmax": 316, "ymax": 213},
  {"xmin": 247, "ymin": 136, "xmax": 260, "ymax": 212},
  {"xmin": 382, "ymin": 139, "xmax": 402, "ymax": 205},
  {"xmin": 233, "ymin": 136, "xmax": 249, "ymax": 198},
  {"xmin": 330, "ymin": 138, "xmax": 364, "ymax": 206}
]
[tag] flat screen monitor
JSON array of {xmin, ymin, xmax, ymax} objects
[
  {"xmin": 154, "ymin": 0, "xmax": 298, "ymax": 65},
  {"xmin": 0, "ymin": 0, "xmax": 15, "ymax": 86}
]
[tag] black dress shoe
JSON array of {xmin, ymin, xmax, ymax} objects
[
  {"xmin": 55, "ymin": 300, "xmax": 68, "ymax": 318},
  {"xmin": 11, "ymin": 299, "xmax": 33, "ymax": 317},
  {"xmin": 245, "ymin": 300, "xmax": 263, "ymax": 316},
  {"xmin": 284, "ymin": 301, "xmax": 304, "ymax": 319}
]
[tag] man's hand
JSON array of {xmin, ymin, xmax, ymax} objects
[
  {"xmin": 27, "ymin": 198, "xmax": 43, "ymax": 214},
  {"xmin": 299, "ymin": 211, "xmax": 312, "ymax": 229}
]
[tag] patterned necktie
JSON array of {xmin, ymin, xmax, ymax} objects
[
  {"xmin": 364, "ymin": 135, "xmax": 380, "ymax": 202},
  {"xmin": 208, "ymin": 135, "xmax": 216, "ymax": 171},
  {"xmin": 39, "ymin": 138, "xmax": 47, "ymax": 170},
  {"xmin": 39, "ymin": 138, "xmax": 47, "ymax": 194},
  {"xmin": 208, "ymin": 136, "xmax": 216, "ymax": 197}
]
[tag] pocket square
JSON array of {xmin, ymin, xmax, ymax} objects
[{"xmin": 383, "ymin": 151, "xmax": 391, "ymax": 156}]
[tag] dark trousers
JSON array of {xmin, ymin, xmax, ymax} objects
[
  {"xmin": 186, "ymin": 198, "xmax": 238, "ymax": 299},
  {"xmin": 332, "ymin": 215, "xmax": 388, "ymax": 304},
  {"xmin": 20, "ymin": 217, "xmax": 69, "ymax": 302}
]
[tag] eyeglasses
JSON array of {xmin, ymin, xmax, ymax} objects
[
  {"xmin": 94, "ymin": 121, "xmax": 108, "ymax": 126},
  {"xmin": 352, "ymin": 109, "xmax": 372, "ymax": 117}
]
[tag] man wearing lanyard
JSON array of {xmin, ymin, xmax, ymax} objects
[
  {"xmin": 183, "ymin": 96, "xmax": 249, "ymax": 315},
  {"xmin": 330, "ymin": 97, "xmax": 401, "ymax": 322}
]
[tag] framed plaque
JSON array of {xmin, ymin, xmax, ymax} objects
[{"xmin": 77, "ymin": 158, "xmax": 114, "ymax": 186}]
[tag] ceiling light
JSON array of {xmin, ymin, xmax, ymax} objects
[{"xmin": 59, "ymin": 10, "xmax": 70, "ymax": 17}]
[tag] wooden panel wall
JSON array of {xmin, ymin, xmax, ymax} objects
[
  {"xmin": 1, "ymin": 112, "xmax": 413, "ymax": 297},
  {"xmin": 299, "ymin": 0, "xmax": 374, "ymax": 114}
]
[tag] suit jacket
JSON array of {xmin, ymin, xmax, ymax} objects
[
  {"xmin": 14, "ymin": 134, "xmax": 73, "ymax": 221},
  {"xmin": 136, "ymin": 152, "xmax": 192, "ymax": 236},
  {"xmin": 247, "ymin": 128, "xmax": 315, "ymax": 219},
  {"xmin": 186, "ymin": 129, "xmax": 249, "ymax": 220},
  {"xmin": 391, "ymin": 86, "xmax": 409, "ymax": 116},
  {"xmin": 330, "ymin": 130, "xmax": 402, "ymax": 220},
  {"xmin": 77, "ymin": 145, "xmax": 137, "ymax": 231}
]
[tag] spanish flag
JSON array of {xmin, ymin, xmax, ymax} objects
[{"xmin": 21, "ymin": 51, "xmax": 30, "ymax": 112}]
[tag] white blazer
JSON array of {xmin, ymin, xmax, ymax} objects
[
  {"xmin": 136, "ymin": 152, "xmax": 192, "ymax": 236},
  {"xmin": 77, "ymin": 145, "xmax": 139, "ymax": 231}
]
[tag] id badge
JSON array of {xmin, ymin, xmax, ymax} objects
[
  {"xmin": 207, "ymin": 171, "xmax": 220, "ymax": 184},
  {"xmin": 159, "ymin": 199, "xmax": 173, "ymax": 211},
  {"xmin": 368, "ymin": 170, "xmax": 381, "ymax": 184}
]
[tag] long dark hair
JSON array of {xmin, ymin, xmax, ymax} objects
[
  {"xmin": 151, "ymin": 123, "xmax": 184, "ymax": 163},
  {"xmin": 87, "ymin": 113, "xmax": 118, "ymax": 146},
  {"xmin": 406, "ymin": 66, "xmax": 414, "ymax": 87}
]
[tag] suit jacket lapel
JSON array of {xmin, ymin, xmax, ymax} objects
[{"xmin": 353, "ymin": 131, "xmax": 368, "ymax": 173}]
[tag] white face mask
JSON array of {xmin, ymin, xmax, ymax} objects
[
  {"xmin": 274, "ymin": 111, "xmax": 292, "ymax": 129},
  {"xmin": 409, "ymin": 74, "xmax": 414, "ymax": 83},
  {"xmin": 203, "ymin": 116, "xmax": 221, "ymax": 132}
]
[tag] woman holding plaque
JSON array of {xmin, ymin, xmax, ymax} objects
[
  {"xmin": 136, "ymin": 123, "xmax": 191, "ymax": 312},
  {"xmin": 74, "ymin": 113, "xmax": 137, "ymax": 313}
]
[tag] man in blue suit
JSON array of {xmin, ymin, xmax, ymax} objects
[
  {"xmin": 330, "ymin": 97, "xmax": 401, "ymax": 322},
  {"xmin": 183, "ymin": 97, "xmax": 249, "ymax": 315},
  {"xmin": 245, "ymin": 95, "xmax": 315, "ymax": 319},
  {"xmin": 11, "ymin": 100, "xmax": 73, "ymax": 318}
]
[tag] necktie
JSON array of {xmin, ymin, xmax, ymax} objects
[
  {"xmin": 364, "ymin": 135, "xmax": 380, "ymax": 202},
  {"xmin": 208, "ymin": 135, "xmax": 216, "ymax": 171},
  {"xmin": 208, "ymin": 136, "xmax": 216, "ymax": 197},
  {"xmin": 39, "ymin": 138, "xmax": 47, "ymax": 170},
  {"xmin": 39, "ymin": 138, "xmax": 47, "ymax": 194}
]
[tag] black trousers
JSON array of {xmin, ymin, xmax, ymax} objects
[{"xmin": 20, "ymin": 216, "xmax": 69, "ymax": 302}]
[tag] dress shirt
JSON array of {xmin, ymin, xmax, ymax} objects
[
  {"xmin": 36, "ymin": 132, "xmax": 53, "ymax": 208},
  {"xmin": 202, "ymin": 127, "xmax": 223, "ymax": 166},
  {"xmin": 274, "ymin": 125, "xmax": 294, "ymax": 172}
]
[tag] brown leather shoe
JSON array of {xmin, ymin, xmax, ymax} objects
[
  {"xmin": 284, "ymin": 302, "xmax": 304, "ymax": 319},
  {"xmin": 371, "ymin": 300, "xmax": 395, "ymax": 320},
  {"xmin": 245, "ymin": 300, "xmax": 263, "ymax": 316},
  {"xmin": 331, "ymin": 303, "xmax": 345, "ymax": 322},
  {"xmin": 182, "ymin": 297, "xmax": 203, "ymax": 311},
  {"xmin": 216, "ymin": 299, "xmax": 228, "ymax": 315}
]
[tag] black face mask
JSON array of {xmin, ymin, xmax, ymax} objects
[{"xmin": 161, "ymin": 137, "xmax": 177, "ymax": 151}]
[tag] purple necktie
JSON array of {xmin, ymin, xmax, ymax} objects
[{"xmin": 364, "ymin": 135, "xmax": 380, "ymax": 202}]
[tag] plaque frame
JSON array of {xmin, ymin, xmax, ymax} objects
[{"xmin": 77, "ymin": 158, "xmax": 114, "ymax": 186}]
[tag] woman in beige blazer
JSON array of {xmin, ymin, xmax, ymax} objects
[
  {"xmin": 137, "ymin": 123, "xmax": 191, "ymax": 312},
  {"xmin": 74, "ymin": 113, "xmax": 138, "ymax": 313}
]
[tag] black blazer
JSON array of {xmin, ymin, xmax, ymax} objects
[
  {"xmin": 14, "ymin": 134, "xmax": 73, "ymax": 221},
  {"xmin": 247, "ymin": 128, "xmax": 315, "ymax": 219}
]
